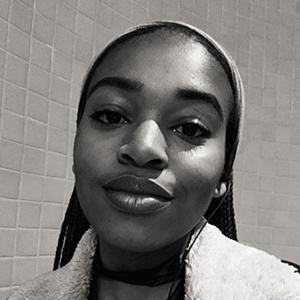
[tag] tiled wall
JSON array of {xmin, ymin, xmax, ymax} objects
[{"xmin": 0, "ymin": 0, "xmax": 300, "ymax": 297}]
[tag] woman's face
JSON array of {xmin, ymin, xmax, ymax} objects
[{"xmin": 73, "ymin": 32, "xmax": 233, "ymax": 252}]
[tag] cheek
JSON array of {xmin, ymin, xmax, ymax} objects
[
  {"xmin": 172, "ymin": 141, "xmax": 225, "ymax": 204},
  {"xmin": 73, "ymin": 129, "xmax": 116, "ymax": 180}
]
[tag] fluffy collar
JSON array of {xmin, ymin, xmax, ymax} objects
[{"xmin": 8, "ymin": 224, "xmax": 300, "ymax": 299}]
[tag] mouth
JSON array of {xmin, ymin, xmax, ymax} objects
[{"xmin": 103, "ymin": 175, "xmax": 174, "ymax": 214}]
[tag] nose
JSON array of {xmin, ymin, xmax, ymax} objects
[{"xmin": 117, "ymin": 120, "xmax": 168, "ymax": 170}]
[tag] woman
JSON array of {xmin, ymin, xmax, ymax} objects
[{"xmin": 9, "ymin": 21, "xmax": 300, "ymax": 300}]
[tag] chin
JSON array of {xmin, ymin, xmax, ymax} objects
[{"xmin": 94, "ymin": 218, "xmax": 184, "ymax": 253}]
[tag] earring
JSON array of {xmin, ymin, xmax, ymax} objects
[{"xmin": 214, "ymin": 182, "xmax": 227, "ymax": 198}]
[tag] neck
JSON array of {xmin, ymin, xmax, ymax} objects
[
  {"xmin": 97, "ymin": 278, "xmax": 175, "ymax": 300},
  {"xmin": 97, "ymin": 234, "xmax": 189, "ymax": 272}
]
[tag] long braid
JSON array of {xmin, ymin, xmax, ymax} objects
[
  {"xmin": 204, "ymin": 174, "xmax": 237, "ymax": 241},
  {"xmin": 220, "ymin": 175, "xmax": 237, "ymax": 240},
  {"xmin": 53, "ymin": 188, "xmax": 89, "ymax": 269}
]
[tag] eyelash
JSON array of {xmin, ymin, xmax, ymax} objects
[
  {"xmin": 172, "ymin": 120, "xmax": 210, "ymax": 140},
  {"xmin": 90, "ymin": 109, "xmax": 129, "ymax": 126},
  {"xmin": 90, "ymin": 109, "xmax": 210, "ymax": 142}
]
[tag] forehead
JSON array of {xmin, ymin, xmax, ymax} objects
[{"xmin": 88, "ymin": 32, "xmax": 233, "ymax": 120}]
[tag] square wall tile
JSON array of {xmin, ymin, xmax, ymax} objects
[
  {"xmin": 53, "ymin": 50, "xmax": 72, "ymax": 80},
  {"xmin": 10, "ymin": 0, "xmax": 33, "ymax": 34},
  {"xmin": 287, "ymin": 228, "xmax": 300, "ymax": 247},
  {"xmin": 7, "ymin": 25, "xmax": 31, "ymax": 61},
  {"xmin": 49, "ymin": 101, "xmax": 69, "ymax": 130},
  {"xmin": 20, "ymin": 173, "xmax": 43, "ymax": 201},
  {"xmin": 37, "ymin": 257, "xmax": 54, "ymax": 275},
  {"xmin": 69, "ymin": 108, "xmax": 77, "ymax": 133},
  {"xmin": 27, "ymin": 92, "xmax": 48, "ymax": 123},
  {"xmin": 70, "ymin": 84, "xmax": 80, "ymax": 108},
  {"xmin": 63, "ymin": 0, "xmax": 77, "ymax": 8},
  {"xmin": 6, "ymin": 54, "xmax": 28, "ymax": 88},
  {"xmin": 0, "ymin": 19, "xmax": 8, "ymax": 49},
  {"xmin": 25, "ymin": 119, "xmax": 47, "ymax": 149},
  {"xmin": 0, "ymin": 229, "xmax": 16, "ymax": 257},
  {"xmin": 3, "ymin": 81, "xmax": 26, "ymax": 115},
  {"xmin": 94, "ymin": 24, "xmax": 112, "ymax": 53},
  {"xmin": 289, "ymin": 196, "xmax": 300, "ymax": 212},
  {"xmin": 96, "ymin": 3, "xmax": 114, "ymax": 28},
  {"xmin": 41, "ymin": 203, "xmax": 63, "ymax": 229},
  {"xmin": 285, "ymin": 247, "xmax": 300, "ymax": 265},
  {"xmin": 67, "ymin": 156, "xmax": 74, "ymax": 180},
  {"xmin": 76, "ymin": 12, "xmax": 94, "ymax": 41},
  {"xmin": 78, "ymin": 0, "xmax": 96, "ymax": 19},
  {"xmin": 16, "ymin": 229, "xmax": 39, "ymax": 256},
  {"xmin": 36, "ymin": 0, "xmax": 57, "ymax": 19},
  {"xmin": 29, "ymin": 65, "xmax": 50, "ymax": 97},
  {"xmin": 23, "ymin": 146, "xmax": 46, "ymax": 175},
  {"xmin": 64, "ymin": 180, "xmax": 74, "ymax": 203},
  {"xmin": 271, "ymin": 210, "xmax": 290, "ymax": 228},
  {"xmin": 0, "ymin": 170, "xmax": 20, "ymax": 199},
  {"xmin": 256, "ymin": 227, "xmax": 272, "ymax": 244},
  {"xmin": 33, "ymin": 12, "xmax": 55, "ymax": 45},
  {"xmin": 39, "ymin": 229, "xmax": 59, "ymax": 255},
  {"xmin": 0, "ymin": 288, "xmax": 11, "ymax": 299},
  {"xmin": 57, "ymin": 2, "xmax": 76, "ymax": 32},
  {"xmin": 2, "ymin": 110, "xmax": 25, "ymax": 143},
  {"xmin": 237, "ymin": 224, "xmax": 258, "ymax": 244},
  {"xmin": 37, "ymin": 257, "xmax": 53, "ymax": 276},
  {"xmin": 50, "ymin": 75, "xmax": 71, "ymax": 105},
  {"xmin": 0, "ymin": 200, "xmax": 18, "ymax": 227},
  {"xmin": 72, "ymin": 59, "xmax": 88, "ymax": 85},
  {"xmin": 0, "ymin": 49, "xmax": 5, "ymax": 78},
  {"xmin": 54, "ymin": 25, "xmax": 74, "ymax": 55},
  {"xmin": 0, "ymin": 259, "xmax": 13, "ymax": 287},
  {"xmin": 288, "ymin": 212, "xmax": 300, "ymax": 227},
  {"xmin": 0, "ymin": 140, "xmax": 22, "ymax": 171},
  {"xmin": 20, "ymin": 0, "xmax": 34, "ymax": 7},
  {"xmin": 18, "ymin": 202, "xmax": 41, "ymax": 228},
  {"xmin": 0, "ymin": 0, "xmax": 10, "ymax": 20},
  {"xmin": 12, "ymin": 257, "xmax": 37, "ymax": 285},
  {"xmin": 75, "ymin": 36, "xmax": 93, "ymax": 63},
  {"xmin": 0, "ymin": 79, "xmax": 3, "ymax": 106},
  {"xmin": 259, "ymin": 175, "xmax": 275, "ymax": 193},
  {"xmin": 31, "ymin": 38, "xmax": 52, "ymax": 72},
  {"xmin": 43, "ymin": 178, "xmax": 66, "ymax": 203},
  {"xmin": 47, "ymin": 127, "xmax": 68, "ymax": 154},
  {"xmin": 46, "ymin": 152, "xmax": 67, "ymax": 178}
]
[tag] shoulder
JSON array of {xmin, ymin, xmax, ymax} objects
[
  {"xmin": 7, "ymin": 229, "xmax": 97, "ymax": 300},
  {"xmin": 185, "ymin": 223, "xmax": 300, "ymax": 300},
  {"xmin": 282, "ymin": 260, "xmax": 300, "ymax": 273},
  {"xmin": 7, "ymin": 266, "xmax": 68, "ymax": 300}
]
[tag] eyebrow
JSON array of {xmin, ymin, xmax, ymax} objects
[
  {"xmin": 87, "ymin": 77, "xmax": 144, "ymax": 98},
  {"xmin": 176, "ymin": 88, "xmax": 224, "ymax": 121},
  {"xmin": 87, "ymin": 76, "xmax": 224, "ymax": 121}
]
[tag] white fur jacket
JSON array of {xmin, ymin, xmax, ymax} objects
[{"xmin": 8, "ymin": 224, "xmax": 300, "ymax": 300}]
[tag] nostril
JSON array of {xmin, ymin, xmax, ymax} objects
[
  {"xmin": 146, "ymin": 159, "xmax": 164, "ymax": 168},
  {"xmin": 120, "ymin": 153, "xmax": 135, "ymax": 164}
]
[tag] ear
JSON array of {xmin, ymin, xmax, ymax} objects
[{"xmin": 213, "ymin": 182, "xmax": 227, "ymax": 198}]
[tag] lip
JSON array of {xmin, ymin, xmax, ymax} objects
[
  {"xmin": 103, "ymin": 175, "xmax": 174, "ymax": 200},
  {"xmin": 102, "ymin": 175, "xmax": 174, "ymax": 214}
]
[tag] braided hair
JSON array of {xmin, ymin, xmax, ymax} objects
[{"xmin": 54, "ymin": 22, "xmax": 243, "ymax": 270}]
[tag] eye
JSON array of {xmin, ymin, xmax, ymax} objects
[
  {"xmin": 90, "ymin": 110, "xmax": 128, "ymax": 125},
  {"xmin": 172, "ymin": 120, "xmax": 210, "ymax": 141}
]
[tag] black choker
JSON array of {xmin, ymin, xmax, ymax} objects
[{"xmin": 93, "ymin": 250, "xmax": 184, "ymax": 287}]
